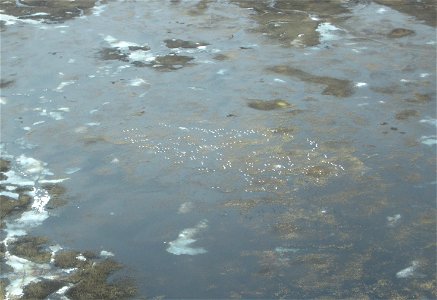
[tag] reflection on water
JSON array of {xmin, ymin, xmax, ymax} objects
[{"xmin": 1, "ymin": 0, "xmax": 436, "ymax": 299}]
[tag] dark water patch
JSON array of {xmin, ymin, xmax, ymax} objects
[
  {"xmin": 0, "ymin": 0, "xmax": 100, "ymax": 23},
  {"xmin": 268, "ymin": 65, "xmax": 354, "ymax": 97},
  {"xmin": 388, "ymin": 28, "xmax": 415, "ymax": 38},
  {"xmin": 247, "ymin": 99, "xmax": 291, "ymax": 111},
  {"xmin": 164, "ymin": 38, "xmax": 209, "ymax": 49},
  {"xmin": 0, "ymin": 79, "xmax": 15, "ymax": 89}
]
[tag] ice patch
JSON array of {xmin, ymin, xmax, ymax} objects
[
  {"xmin": 65, "ymin": 167, "xmax": 81, "ymax": 174},
  {"xmin": 316, "ymin": 22, "xmax": 343, "ymax": 43},
  {"xmin": 217, "ymin": 69, "xmax": 227, "ymax": 75},
  {"xmin": 16, "ymin": 155, "xmax": 48, "ymax": 176},
  {"xmin": 0, "ymin": 97, "xmax": 7, "ymax": 104},
  {"xmin": 420, "ymin": 135, "xmax": 437, "ymax": 146},
  {"xmin": 5, "ymin": 254, "xmax": 51, "ymax": 298},
  {"xmin": 49, "ymin": 111, "xmax": 64, "ymax": 120},
  {"xmin": 104, "ymin": 35, "xmax": 139, "ymax": 49},
  {"xmin": 55, "ymin": 80, "xmax": 75, "ymax": 92},
  {"xmin": 92, "ymin": 3, "xmax": 107, "ymax": 16},
  {"xmin": 129, "ymin": 78, "xmax": 149, "ymax": 87},
  {"xmin": 396, "ymin": 261, "xmax": 423, "ymax": 278},
  {"xmin": 387, "ymin": 214, "xmax": 401, "ymax": 227},
  {"xmin": 0, "ymin": 191, "xmax": 19, "ymax": 199},
  {"xmin": 100, "ymin": 250, "xmax": 114, "ymax": 257},
  {"xmin": 166, "ymin": 220, "xmax": 208, "ymax": 255},
  {"xmin": 178, "ymin": 201, "xmax": 194, "ymax": 214},
  {"xmin": 274, "ymin": 78, "xmax": 286, "ymax": 83},
  {"xmin": 0, "ymin": 13, "xmax": 42, "ymax": 25},
  {"xmin": 128, "ymin": 51, "xmax": 155, "ymax": 62},
  {"xmin": 419, "ymin": 118, "xmax": 437, "ymax": 127},
  {"xmin": 355, "ymin": 82, "xmax": 368, "ymax": 87}
]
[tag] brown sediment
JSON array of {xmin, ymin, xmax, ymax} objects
[
  {"xmin": 405, "ymin": 93, "xmax": 432, "ymax": 104},
  {"xmin": 247, "ymin": 99, "xmax": 292, "ymax": 111},
  {"xmin": 395, "ymin": 109, "xmax": 419, "ymax": 120},
  {"xmin": 374, "ymin": 0, "xmax": 436, "ymax": 27},
  {"xmin": 213, "ymin": 53, "xmax": 230, "ymax": 61},
  {"xmin": 0, "ymin": 0, "xmax": 102, "ymax": 23},
  {"xmin": 268, "ymin": 65, "xmax": 353, "ymax": 97}
]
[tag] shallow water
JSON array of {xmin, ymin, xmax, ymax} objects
[{"xmin": 1, "ymin": 0, "xmax": 436, "ymax": 299}]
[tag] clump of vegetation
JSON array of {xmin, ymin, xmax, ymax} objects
[
  {"xmin": 248, "ymin": 99, "xmax": 291, "ymax": 111},
  {"xmin": 22, "ymin": 280, "xmax": 65, "ymax": 299},
  {"xmin": 388, "ymin": 28, "xmax": 415, "ymax": 38},
  {"xmin": 66, "ymin": 259, "xmax": 137, "ymax": 300},
  {"xmin": 0, "ymin": 194, "xmax": 32, "ymax": 219},
  {"xmin": 0, "ymin": 159, "xmax": 11, "ymax": 172},
  {"xmin": 43, "ymin": 183, "xmax": 68, "ymax": 209},
  {"xmin": 8, "ymin": 236, "xmax": 52, "ymax": 264},
  {"xmin": 395, "ymin": 109, "xmax": 419, "ymax": 120},
  {"xmin": 54, "ymin": 250, "xmax": 83, "ymax": 269}
]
